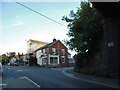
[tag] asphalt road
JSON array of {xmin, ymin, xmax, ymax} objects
[{"xmin": 1, "ymin": 65, "xmax": 111, "ymax": 89}]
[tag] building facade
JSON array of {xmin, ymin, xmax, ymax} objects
[
  {"xmin": 26, "ymin": 39, "xmax": 48, "ymax": 54},
  {"xmin": 35, "ymin": 39, "xmax": 69, "ymax": 67}
]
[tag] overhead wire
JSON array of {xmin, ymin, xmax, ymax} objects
[{"xmin": 12, "ymin": 0, "xmax": 66, "ymax": 27}]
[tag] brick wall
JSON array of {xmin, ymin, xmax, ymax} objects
[{"xmin": 49, "ymin": 41, "xmax": 68, "ymax": 67}]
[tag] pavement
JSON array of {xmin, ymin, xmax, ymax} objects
[{"xmin": 65, "ymin": 67, "xmax": 120, "ymax": 89}]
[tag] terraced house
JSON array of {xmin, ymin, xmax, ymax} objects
[{"xmin": 35, "ymin": 38, "xmax": 69, "ymax": 67}]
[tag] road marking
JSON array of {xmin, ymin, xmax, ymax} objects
[
  {"xmin": 63, "ymin": 70, "xmax": 119, "ymax": 89},
  {"xmin": 17, "ymin": 70, "xmax": 23, "ymax": 72},
  {"xmin": 0, "ymin": 83, "xmax": 7, "ymax": 86},
  {"xmin": 51, "ymin": 68, "xmax": 57, "ymax": 70},
  {"xmin": 7, "ymin": 68, "xmax": 11, "ymax": 69},
  {"xmin": 19, "ymin": 77, "xmax": 40, "ymax": 88},
  {"xmin": 62, "ymin": 70, "xmax": 79, "ymax": 79}
]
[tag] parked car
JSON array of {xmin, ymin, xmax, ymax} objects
[
  {"xmin": 14, "ymin": 61, "xmax": 24, "ymax": 66},
  {"xmin": 8, "ymin": 62, "xmax": 15, "ymax": 66},
  {"xmin": 8, "ymin": 61, "xmax": 24, "ymax": 66},
  {"xmin": 0, "ymin": 62, "xmax": 3, "ymax": 76}
]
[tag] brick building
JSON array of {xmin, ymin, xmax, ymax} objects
[{"xmin": 35, "ymin": 38, "xmax": 70, "ymax": 67}]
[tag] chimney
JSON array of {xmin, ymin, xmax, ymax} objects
[{"xmin": 53, "ymin": 38, "xmax": 56, "ymax": 42}]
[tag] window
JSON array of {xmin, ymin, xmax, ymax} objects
[
  {"xmin": 61, "ymin": 56, "xmax": 65, "ymax": 63},
  {"xmin": 50, "ymin": 57, "xmax": 58, "ymax": 64},
  {"xmin": 42, "ymin": 58, "xmax": 47, "ymax": 64},
  {"xmin": 61, "ymin": 49, "xmax": 65, "ymax": 55},
  {"xmin": 43, "ymin": 49, "xmax": 45, "ymax": 53},
  {"xmin": 68, "ymin": 58, "xmax": 75, "ymax": 63},
  {"xmin": 52, "ymin": 48, "xmax": 56, "ymax": 55}
]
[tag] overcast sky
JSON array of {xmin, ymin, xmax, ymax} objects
[{"xmin": 0, "ymin": 0, "xmax": 80, "ymax": 56}]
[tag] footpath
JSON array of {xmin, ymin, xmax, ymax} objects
[{"xmin": 65, "ymin": 68, "xmax": 120, "ymax": 89}]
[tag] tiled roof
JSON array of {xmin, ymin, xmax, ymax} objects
[{"xmin": 35, "ymin": 40, "xmax": 59, "ymax": 52}]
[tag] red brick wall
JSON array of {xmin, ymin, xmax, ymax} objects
[{"xmin": 49, "ymin": 41, "xmax": 68, "ymax": 67}]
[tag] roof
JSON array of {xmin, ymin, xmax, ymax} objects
[
  {"xmin": 35, "ymin": 40, "xmax": 67, "ymax": 52},
  {"xmin": 27, "ymin": 39, "xmax": 48, "ymax": 44},
  {"xmin": 68, "ymin": 52, "xmax": 71, "ymax": 55}
]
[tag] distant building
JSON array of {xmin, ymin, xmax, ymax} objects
[
  {"xmin": 26, "ymin": 39, "xmax": 48, "ymax": 54},
  {"xmin": 68, "ymin": 52, "xmax": 75, "ymax": 67},
  {"xmin": 35, "ymin": 38, "xmax": 71, "ymax": 67}
]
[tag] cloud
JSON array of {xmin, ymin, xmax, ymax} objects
[{"xmin": 12, "ymin": 20, "xmax": 24, "ymax": 26}]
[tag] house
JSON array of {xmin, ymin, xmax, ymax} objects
[
  {"xmin": 68, "ymin": 53, "xmax": 75, "ymax": 67},
  {"xmin": 35, "ymin": 38, "xmax": 69, "ymax": 67},
  {"xmin": 26, "ymin": 39, "xmax": 48, "ymax": 54}
]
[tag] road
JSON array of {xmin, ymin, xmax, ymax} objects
[{"xmin": 1, "ymin": 65, "xmax": 111, "ymax": 89}]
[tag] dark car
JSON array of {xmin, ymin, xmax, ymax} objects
[{"xmin": 14, "ymin": 61, "xmax": 24, "ymax": 66}]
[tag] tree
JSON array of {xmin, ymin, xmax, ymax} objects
[
  {"xmin": 7, "ymin": 52, "xmax": 16, "ymax": 59},
  {"xmin": 62, "ymin": 1, "xmax": 105, "ymax": 68},
  {"xmin": 1, "ymin": 54, "xmax": 8, "ymax": 64}
]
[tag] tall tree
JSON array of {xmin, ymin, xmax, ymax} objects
[
  {"xmin": 62, "ymin": 1, "xmax": 105, "ymax": 68},
  {"xmin": 1, "ymin": 54, "xmax": 8, "ymax": 64},
  {"xmin": 7, "ymin": 52, "xmax": 16, "ymax": 59}
]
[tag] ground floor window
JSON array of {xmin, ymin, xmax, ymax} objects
[
  {"xmin": 50, "ymin": 57, "xmax": 58, "ymax": 64},
  {"xmin": 42, "ymin": 58, "xmax": 47, "ymax": 64}
]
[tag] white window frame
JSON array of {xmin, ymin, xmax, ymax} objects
[
  {"xmin": 49, "ymin": 54, "xmax": 59, "ymax": 64},
  {"xmin": 37, "ymin": 50, "xmax": 42, "ymax": 58},
  {"xmin": 52, "ymin": 48, "xmax": 56, "ymax": 55},
  {"xmin": 42, "ymin": 57, "xmax": 47, "ymax": 65},
  {"xmin": 61, "ymin": 49, "xmax": 65, "ymax": 55},
  {"xmin": 43, "ymin": 49, "xmax": 45, "ymax": 54},
  {"xmin": 61, "ymin": 56, "xmax": 65, "ymax": 63}
]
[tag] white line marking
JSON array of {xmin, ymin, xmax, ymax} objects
[
  {"xmin": 19, "ymin": 77, "xmax": 40, "ymax": 88},
  {"xmin": 7, "ymin": 68, "xmax": 11, "ymax": 69},
  {"xmin": 17, "ymin": 70, "xmax": 23, "ymax": 72},
  {"xmin": 51, "ymin": 68, "xmax": 57, "ymax": 70},
  {"xmin": 62, "ymin": 70, "xmax": 79, "ymax": 79},
  {"xmin": 63, "ymin": 70, "xmax": 119, "ymax": 89},
  {"xmin": 0, "ymin": 84, "xmax": 7, "ymax": 86}
]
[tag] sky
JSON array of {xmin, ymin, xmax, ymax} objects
[{"xmin": 0, "ymin": 0, "xmax": 81, "ymax": 56}]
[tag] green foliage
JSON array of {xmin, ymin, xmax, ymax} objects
[
  {"xmin": 7, "ymin": 52, "xmax": 16, "ymax": 59},
  {"xmin": 62, "ymin": 1, "xmax": 105, "ymax": 68},
  {"xmin": 0, "ymin": 52, "xmax": 16, "ymax": 64},
  {"xmin": 0, "ymin": 54, "xmax": 9, "ymax": 64}
]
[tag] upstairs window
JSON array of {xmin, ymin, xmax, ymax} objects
[
  {"xmin": 43, "ymin": 49, "xmax": 45, "ymax": 54},
  {"xmin": 61, "ymin": 49, "xmax": 65, "ymax": 55},
  {"xmin": 52, "ymin": 48, "xmax": 56, "ymax": 55},
  {"xmin": 61, "ymin": 56, "xmax": 65, "ymax": 63}
]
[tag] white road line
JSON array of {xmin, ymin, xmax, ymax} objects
[
  {"xmin": 7, "ymin": 68, "xmax": 11, "ymax": 69},
  {"xmin": 17, "ymin": 70, "xmax": 23, "ymax": 72},
  {"xmin": 19, "ymin": 77, "xmax": 40, "ymax": 88},
  {"xmin": 63, "ymin": 70, "xmax": 119, "ymax": 89},
  {"xmin": 0, "ymin": 84, "xmax": 7, "ymax": 86},
  {"xmin": 62, "ymin": 70, "xmax": 79, "ymax": 79},
  {"xmin": 51, "ymin": 68, "xmax": 57, "ymax": 70}
]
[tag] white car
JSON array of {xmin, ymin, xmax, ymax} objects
[{"xmin": 0, "ymin": 62, "xmax": 2, "ymax": 76}]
